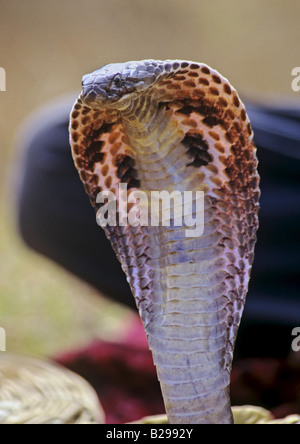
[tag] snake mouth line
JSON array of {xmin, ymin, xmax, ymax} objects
[{"xmin": 95, "ymin": 184, "xmax": 205, "ymax": 238}]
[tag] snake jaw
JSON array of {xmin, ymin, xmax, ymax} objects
[{"xmin": 70, "ymin": 60, "xmax": 260, "ymax": 424}]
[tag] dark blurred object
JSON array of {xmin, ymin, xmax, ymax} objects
[
  {"xmin": 246, "ymin": 104, "xmax": 300, "ymax": 327},
  {"xmin": 236, "ymin": 103, "xmax": 300, "ymax": 358},
  {"xmin": 231, "ymin": 354, "xmax": 300, "ymax": 419},
  {"xmin": 16, "ymin": 98, "xmax": 300, "ymax": 352},
  {"xmin": 55, "ymin": 315, "xmax": 300, "ymax": 423}
]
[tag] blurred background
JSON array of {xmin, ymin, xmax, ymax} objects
[{"xmin": 0, "ymin": 0, "xmax": 299, "ymax": 423}]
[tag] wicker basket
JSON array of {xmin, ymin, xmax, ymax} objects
[
  {"xmin": 130, "ymin": 406, "xmax": 300, "ymax": 424},
  {"xmin": 0, "ymin": 354, "xmax": 104, "ymax": 424}
]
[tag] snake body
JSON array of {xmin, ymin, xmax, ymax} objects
[{"xmin": 70, "ymin": 60, "xmax": 260, "ymax": 424}]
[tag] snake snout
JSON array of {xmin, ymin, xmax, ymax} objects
[{"xmin": 80, "ymin": 77, "xmax": 108, "ymax": 108}]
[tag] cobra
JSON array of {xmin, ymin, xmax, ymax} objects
[{"xmin": 69, "ymin": 60, "xmax": 260, "ymax": 424}]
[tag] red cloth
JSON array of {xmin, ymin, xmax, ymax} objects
[{"xmin": 55, "ymin": 319, "xmax": 164, "ymax": 424}]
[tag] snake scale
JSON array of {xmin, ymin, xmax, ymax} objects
[{"xmin": 69, "ymin": 60, "xmax": 260, "ymax": 424}]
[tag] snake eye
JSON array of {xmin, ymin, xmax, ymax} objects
[{"xmin": 113, "ymin": 74, "xmax": 122, "ymax": 87}]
